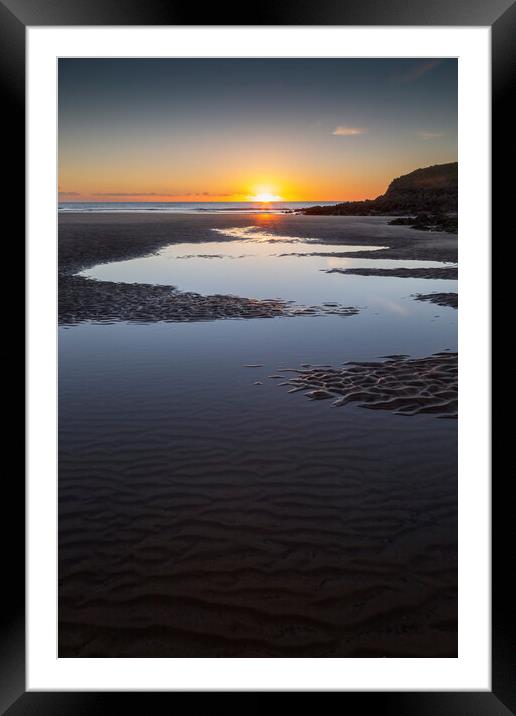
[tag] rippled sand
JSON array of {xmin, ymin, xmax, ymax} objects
[
  {"xmin": 413, "ymin": 292, "xmax": 458, "ymax": 309},
  {"xmin": 275, "ymin": 352, "xmax": 457, "ymax": 418},
  {"xmin": 325, "ymin": 267, "xmax": 458, "ymax": 280},
  {"xmin": 58, "ymin": 213, "xmax": 457, "ymax": 657},
  {"xmin": 59, "ymin": 355, "xmax": 457, "ymax": 657},
  {"xmin": 59, "ymin": 212, "xmax": 457, "ymax": 326}
]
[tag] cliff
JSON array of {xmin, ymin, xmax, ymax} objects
[{"xmin": 303, "ymin": 162, "xmax": 457, "ymax": 216}]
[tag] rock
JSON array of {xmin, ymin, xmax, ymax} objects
[{"xmin": 302, "ymin": 162, "xmax": 458, "ymax": 219}]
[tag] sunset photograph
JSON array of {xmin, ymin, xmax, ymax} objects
[{"xmin": 58, "ymin": 57, "xmax": 458, "ymax": 658}]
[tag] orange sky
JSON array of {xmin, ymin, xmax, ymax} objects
[{"xmin": 58, "ymin": 58, "xmax": 457, "ymax": 203}]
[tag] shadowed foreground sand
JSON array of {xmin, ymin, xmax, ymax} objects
[{"xmin": 58, "ymin": 212, "xmax": 457, "ymax": 657}]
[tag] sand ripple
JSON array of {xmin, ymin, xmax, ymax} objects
[
  {"xmin": 59, "ymin": 352, "xmax": 457, "ymax": 657},
  {"xmin": 59, "ymin": 275, "xmax": 359, "ymax": 325},
  {"xmin": 413, "ymin": 292, "xmax": 458, "ymax": 309},
  {"xmin": 325, "ymin": 267, "xmax": 457, "ymax": 280},
  {"xmin": 274, "ymin": 352, "xmax": 457, "ymax": 418}
]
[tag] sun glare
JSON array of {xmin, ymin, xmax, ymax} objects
[{"xmin": 249, "ymin": 190, "xmax": 283, "ymax": 203}]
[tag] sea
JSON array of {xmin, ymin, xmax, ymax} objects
[{"xmin": 58, "ymin": 201, "xmax": 340, "ymax": 213}]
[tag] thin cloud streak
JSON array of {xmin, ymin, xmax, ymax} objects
[
  {"xmin": 92, "ymin": 191, "xmax": 233, "ymax": 197},
  {"xmin": 332, "ymin": 126, "xmax": 367, "ymax": 136},
  {"xmin": 416, "ymin": 131, "xmax": 444, "ymax": 140},
  {"xmin": 393, "ymin": 59, "xmax": 443, "ymax": 84},
  {"xmin": 93, "ymin": 192, "xmax": 164, "ymax": 197}
]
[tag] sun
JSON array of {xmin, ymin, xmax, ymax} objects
[{"xmin": 249, "ymin": 190, "xmax": 283, "ymax": 203}]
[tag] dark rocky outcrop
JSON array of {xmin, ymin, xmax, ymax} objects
[
  {"xmin": 303, "ymin": 162, "xmax": 457, "ymax": 218},
  {"xmin": 388, "ymin": 213, "xmax": 457, "ymax": 233}
]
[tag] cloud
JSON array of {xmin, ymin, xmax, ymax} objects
[
  {"xmin": 93, "ymin": 191, "xmax": 233, "ymax": 197},
  {"xmin": 332, "ymin": 126, "xmax": 367, "ymax": 136},
  {"xmin": 393, "ymin": 59, "xmax": 443, "ymax": 84},
  {"xmin": 93, "ymin": 192, "xmax": 161, "ymax": 197},
  {"xmin": 58, "ymin": 191, "xmax": 81, "ymax": 197},
  {"xmin": 416, "ymin": 131, "xmax": 444, "ymax": 140}
]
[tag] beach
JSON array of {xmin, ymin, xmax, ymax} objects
[
  {"xmin": 59, "ymin": 212, "xmax": 457, "ymax": 657},
  {"xmin": 59, "ymin": 212, "xmax": 457, "ymax": 324}
]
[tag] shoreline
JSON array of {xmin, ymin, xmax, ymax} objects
[{"xmin": 60, "ymin": 212, "xmax": 458, "ymax": 270}]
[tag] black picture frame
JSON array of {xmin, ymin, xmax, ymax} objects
[{"xmin": 4, "ymin": 0, "xmax": 508, "ymax": 710}]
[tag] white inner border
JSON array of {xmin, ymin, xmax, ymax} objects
[{"xmin": 27, "ymin": 26, "xmax": 491, "ymax": 691}]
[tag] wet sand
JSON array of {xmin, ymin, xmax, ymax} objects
[
  {"xmin": 60, "ymin": 274, "xmax": 359, "ymax": 325},
  {"xmin": 59, "ymin": 212, "xmax": 457, "ymax": 326},
  {"xmin": 274, "ymin": 352, "xmax": 457, "ymax": 418},
  {"xmin": 325, "ymin": 267, "xmax": 458, "ymax": 280},
  {"xmin": 59, "ymin": 212, "xmax": 457, "ymax": 657},
  {"xmin": 59, "ymin": 212, "xmax": 458, "ymax": 269},
  {"xmin": 413, "ymin": 292, "xmax": 458, "ymax": 309},
  {"xmin": 59, "ymin": 323, "xmax": 457, "ymax": 658}
]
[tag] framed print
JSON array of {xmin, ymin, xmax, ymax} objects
[{"xmin": 3, "ymin": 0, "xmax": 510, "ymax": 709}]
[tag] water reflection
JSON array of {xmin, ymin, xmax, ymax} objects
[{"xmin": 81, "ymin": 235, "xmax": 457, "ymax": 310}]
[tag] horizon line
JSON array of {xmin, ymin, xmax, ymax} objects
[{"xmin": 58, "ymin": 199, "xmax": 345, "ymax": 204}]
